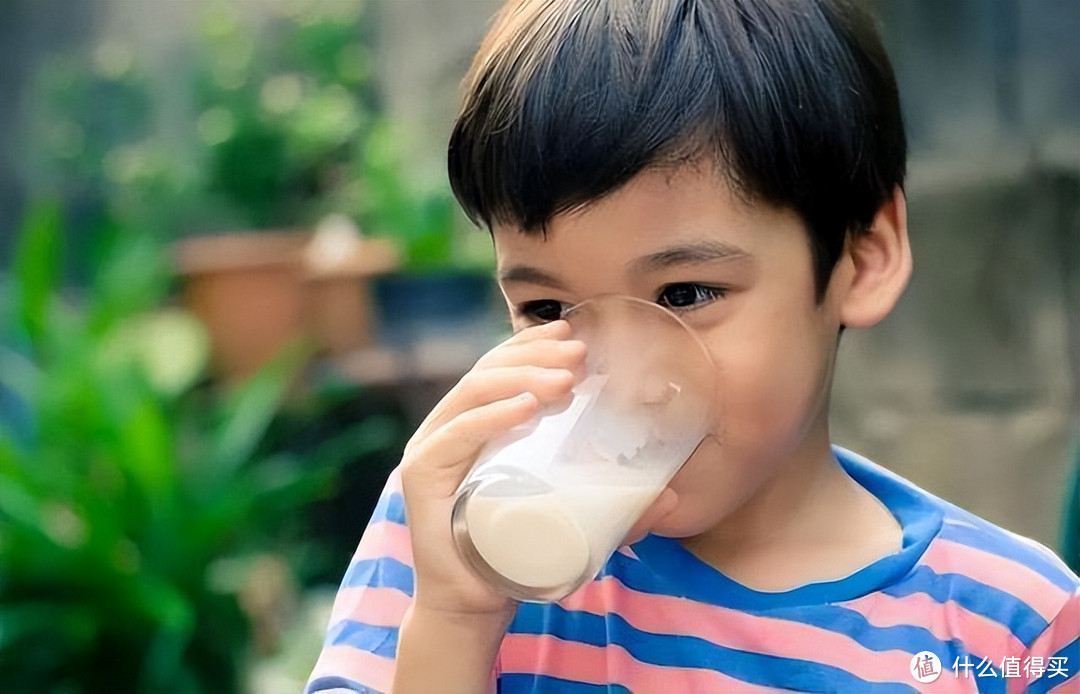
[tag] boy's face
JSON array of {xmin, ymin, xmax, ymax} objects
[{"xmin": 492, "ymin": 165, "xmax": 848, "ymax": 537}]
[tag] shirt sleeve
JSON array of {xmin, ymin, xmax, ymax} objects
[
  {"xmin": 304, "ymin": 469, "xmax": 414, "ymax": 694},
  {"xmin": 1023, "ymin": 588, "xmax": 1079, "ymax": 694}
]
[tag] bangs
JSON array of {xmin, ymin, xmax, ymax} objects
[{"xmin": 448, "ymin": 0, "xmax": 905, "ymax": 289}]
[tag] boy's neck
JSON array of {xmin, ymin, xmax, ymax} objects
[{"xmin": 682, "ymin": 434, "xmax": 903, "ymax": 592}]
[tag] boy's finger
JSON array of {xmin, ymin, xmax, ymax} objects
[
  {"xmin": 403, "ymin": 392, "xmax": 539, "ymax": 488},
  {"xmin": 476, "ymin": 338, "xmax": 586, "ymax": 371},
  {"xmin": 413, "ymin": 365, "xmax": 574, "ymax": 441},
  {"xmin": 453, "ymin": 365, "xmax": 575, "ymax": 409},
  {"xmin": 475, "ymin": 320, "xmax": 572, "ymax": 366},
  {"xmin": 506, "ymin": 319, "xmax": 571, "ymax": 343}
]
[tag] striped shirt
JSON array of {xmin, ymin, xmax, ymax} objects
[{"xmin": 306, "ymin": 447, "xmax": 1080, "ymax": 693}]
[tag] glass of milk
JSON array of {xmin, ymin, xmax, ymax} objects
[{"xmin": 451, "ymin": 295, "xmax": 717, "ymax": 602}]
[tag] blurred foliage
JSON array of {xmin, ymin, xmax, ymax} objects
[
  {"xmin": 22, "ymin": 43, "xmax": 201, "ymax": 243},
  {"xmin": 18, "ymin": 0, "xmax": 490, "ymax": 274},
  {"xmin": 0, "ymin": 203, "xmax": 401, "ymax": 693},
  {"xmin": 191, "ymin": 1, "xmax": 376, "ymax": 229},
  {"xmin": 357, "ymin": 120, "xmax": 487, "ymax": 273}
]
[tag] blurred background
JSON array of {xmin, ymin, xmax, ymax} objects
[{"xmin": 0, "ymin": 1, "xmax": 1076, "ymax": 692}]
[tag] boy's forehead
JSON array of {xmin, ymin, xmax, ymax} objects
[
  {"xmin": 493, "ymin": 162, "xmax": 744, "ymax": 232},
  {"xmin": 491, "ymin": 165, "xmax": 773, "ymax": 245},
  {"xmin": 489, "ymin": 166, "xmax": 794, "ymax": 283}
]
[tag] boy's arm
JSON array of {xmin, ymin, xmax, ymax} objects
[
  {"xmin": 307, "ymin": 320, "xmax": 583, "ymax": 693},
  {"xmin": 302, "ymin": 468, "xmax": 512, "ymax": 694},
  {"xmin": 303, "ymin": 470, "xmax": 416, "ymax": 693},
  {"xmin": 394, "ymin": 605, "xmax": 513, "ymax": 693}
]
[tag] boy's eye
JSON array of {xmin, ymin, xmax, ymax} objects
[
  {"xmin": 519, "ymin": 299, "xmax": 566, "ymax": 323},
  {"xmin": 656, "ymin": 283, "xmax": 726, "ymax": 310}
]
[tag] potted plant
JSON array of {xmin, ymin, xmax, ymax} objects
[
  {"xmin": 21, "ymin": 1, "xmax": 396, "ymax": 382},
  {"xmin": 173, "ymin": 1, "xmax": 401, "ymax": 379},
  {"xmin": 356, "ymin": 120, "xmax": 498, "ymax": 353}
]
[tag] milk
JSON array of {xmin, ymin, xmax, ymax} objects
[
  {"xmin": 464, "ymin": 484, "xmax": 657, "ymax": 590},
  {"xmin": 451, "ymin": 296, "xmax": 717, "ymax": 601}
]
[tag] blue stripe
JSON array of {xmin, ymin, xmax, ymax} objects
[
  {"xmin": 608, "ymin": 551, "xmax": 968, "ymax": 658},
  {"xmin": 370, "ymin": 491, "xmax": 406, "ymax": 525},
  {"xmin": 509, "ymin": 604, "xmax": 917, "ymax": 693},
  {"xmin": 342, "ymin": 557, "xmax": 414, "ymax": 595},
  {"xmin": 973, "ymin": 661, "xmax": 1006, "ymax": 694},
  {"xmin": 628, "ymin": 525, "xmax": 938, "ymax": 612},
  {"xmin": 498, "ymin": 674, "xmax": 630, "ymax": 693},
  {"xmin": 304, "ymin": 675, "xmax": 378, "ymax": 694},
  {"xmin": 327, "ymin": 620, "xmax": 399, "ymax": 658},
  {"xmin": 1028, "ymin": 636, "xmax": 1079, "ymax": 694},
  {"xmin": 938, "ymin": 519, "xmax": 1077, "ymax": 592},
  {"xmin": 771, "ymin": 603, "xmax": 967, "ymax": 661},
  {"xmin": 881, "ymin": 565, "xmax": 1047, "ymax": 645},
  {"xmin": 674, "ymin": 597, "xmax": 1020, "ymax": 691}
]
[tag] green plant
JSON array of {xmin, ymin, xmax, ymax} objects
[
  {"xmin": 0, "ymin": 205, "xmax": 396, "ymax": 693},
  {"xmin": 21, "ymin": 0, "xmax": 378, "ymax": 242},
  {"xmin": 21, "ymin": 44, "xmax": 202, "ymax": 245},
  {"xmin": 357, "ymin": 120, "xmax": 493, "ymax": 274},
  {"xmin": 192, "ymin": 1, "xmax": 377, "ymax": 229}
]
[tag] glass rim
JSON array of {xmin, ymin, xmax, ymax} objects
[{"xmin": 561, "ymin": 293, "xmax": 716, "ymax": 372}]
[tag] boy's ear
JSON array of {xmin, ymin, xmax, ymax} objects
[{"xmin": 837, "ymin": 186, "xmax": 912, "ymax": 328}]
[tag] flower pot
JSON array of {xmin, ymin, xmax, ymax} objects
[
  {"xmin": 175, "ymin": 232, "xmax": 308, "ymax": 382},
  {"xmin": 303, "ymin": 236, "xmax": 399, "ymax": 357},
  {"xmin": 176, "ymin": 231, "xmax": 400, "ymax": 381}
]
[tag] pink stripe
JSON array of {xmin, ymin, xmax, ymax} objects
[
  {"xmin": 309, "ymin": 644, "xmax": 394, "ymax": 692},
  {"xmin": 1027, "ymin": 591, "xmax": 1079, "ymax": 660},
  {"xmin": 845, "ymin": 590, "xmax": 1027, "ymax": 656},
  {"xmin": 1046, "ymin": 677, "xmax": 1079, "ymax": 694},
  {"xmin": 330, "ymin": 585, "xmax": 412, "ymax": 628},
  {"xmin": 353, "ymin": 520, "xmax": 413, "ymax": 566},
  {"xmin": 1014, "ymin": 592, "xmax": 1079, "ymax": 694},
  {"xmin": 560, "ymin": 577, "xmax": 930, "ymax": 687},
  {"xmin": 501, "ymin": 633, "xmax": 785, "ymax": 693},
  {"xmin": 921, "ymin": 538, "xmax": 1069, "ymax": 622}
]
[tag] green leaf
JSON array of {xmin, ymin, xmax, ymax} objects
[
  {"xmin": 88, "ymin": 226, "xmax": 170, "ymax": 334},
  {"xmin": 209, "ymin": 338, "xmax": 311, "ymax": 478},
  {"xmin": 10, "ymin": 202, "xmax": 63, "ymax": 348},
  {"xmin": 0, "ymin": 475, "xmax": 42, "ymax": 533},
  {"xmin": 133, "ymin": 577, "xmax": 196, "ymax": 692},
  {"xmin": 243, "ymin": 454, "xmax": 335, "ymax": 518},
  {"xmin": 118, "ymin": 395, "xmax": 177, "ymax": 510}
]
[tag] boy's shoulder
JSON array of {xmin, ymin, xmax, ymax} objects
[
  {"xmin": 839, "ymin": 446, "xmax": 1079, "ymax": 623},
  {"xmin": 921, "ymin": 493, "xmax": 1078, "ymax": 624}
]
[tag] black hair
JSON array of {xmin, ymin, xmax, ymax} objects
[{"xmin": 448, "ymin": 0, "xmax": 906, "ymax": 298}]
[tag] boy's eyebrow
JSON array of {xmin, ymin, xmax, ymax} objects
[
  {"xmin": 499, "ymin": 241, "xmax": 751, "ymax": 288},
  {"xmin": 631, "ymin": 240, "xmax": 752, "ymax": 272},
  {"xmin": 498, "ymin": 265, "xmax": 568, "ymax": 290}
]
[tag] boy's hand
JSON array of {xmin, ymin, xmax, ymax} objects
[{"xmin": 399, "ymin": 319, "xmax": 586, "ymax": 618}]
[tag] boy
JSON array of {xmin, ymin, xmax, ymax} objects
[{"xmin": 307, "ymin": 0, "xmax": 1079, "ymax": 691}]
